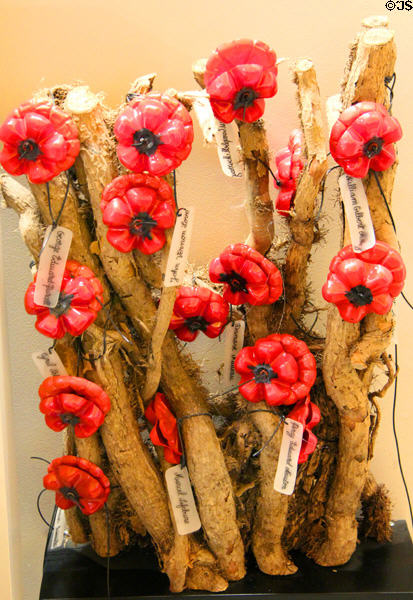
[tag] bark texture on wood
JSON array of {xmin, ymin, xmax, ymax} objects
[{"xmin": 315, "ymin": 24, "xmax": 397, "ymax": 566}]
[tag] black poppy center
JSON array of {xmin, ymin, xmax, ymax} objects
[
  {"xmin": 249, "ymin": 363, "xmax": 277, "ymax": 384},
  {"xmin": 345, "ymin": 285, "xmax": 373, "ymax": 307},
  {"xmin": 219, "ymin": 271, "xmax": 249, "ymax": 294},
  {"xmin": 185, "ymin": 316, "xmax": 208, "ymax": 332},
  {"xmin": 129, "ymin": 212, "xmax": 157, "ymax": 239},
  {"xmin": 233, "ymin": 87, "xmax": 259, "ymax": 110},
  {"xmin": 18, "ymin": 138, "xmax": 41, "ymax": 161},
  {"xmin": 59, "ymin": 486, "xmax": 80, "ymax": 504},
  {"xmin": 60, "ymin": 413, "xmax": 81, "ymax": 426},
  {"xmin": 132, "ymin": 128, "xmax": 162, "ymax": 156},
  {"xmin": 50, "ymin": 293, "xmax": 75, "ymax": 317},
  {"xmin": 363, "ymin": 136, "xmax": 384, "ymax": 159}
]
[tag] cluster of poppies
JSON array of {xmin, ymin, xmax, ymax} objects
[
  {"xmin": 169, "ymin": 243, "xmax": 283, "ymax": 342},
  {"xmin": 235, "ymin": 333, "xmax": 320, "ymax": 463}
]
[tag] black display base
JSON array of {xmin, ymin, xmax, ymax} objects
[{"xmin": 40, "ymin": 520, "xmax": 413, "ymax": 600}]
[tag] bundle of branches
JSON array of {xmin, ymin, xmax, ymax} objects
[{"xmin": 1, "ymin": 15, "xmax": 399, "ymax": 593}]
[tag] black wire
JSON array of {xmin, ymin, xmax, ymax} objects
[
  {"xmin": 393, "ymin": 344, "xmax": 413, "ymax": 529},
  {"xmin": 289, "ymin": 312, "xmax": 324, "ymax": 340},
  {"xmin": 104, "ymin": 505, "xmax": 111, "ymax": 600},
  {"xmin": 315, "ymin": 165, "xmax": 341, "ymax": 222},
  {"xmin": 173, "ymin": 170, "xmax": 178, "ymax": 212},
  {"xmin": 250, "ymin": 411, "xmax": 285, "ymax": 457},
  {"xmin": 401, "ymin": 292, "xmax": 413, "ymax": 311},
  {"xmin": 254, "ymin": 154, "xmax": 281, "ymax": 187},
  {"xmin": 94, "ymin": 296, "xmax": 132, "ymax": 344},
  {"xmin": 384, "ymin": 73, "xmax": 396, "ymax": 113},
  {"xmin": 30, "ymin": 456, "xmax": 51, "ymax": 465},
  {"xmin": 36, "ymin": 489, "xmax": 52, "ymax": 528},
  {"xmin": 47, "ymin": 339, "xmax": 57, "ymax": 354},
  {"xmin": 39, "ymin": 173, "xmax": 71, "ymax": 260}
]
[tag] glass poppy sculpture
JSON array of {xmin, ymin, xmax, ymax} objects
[
  {"xmin": 169, "ymin": 286, "xmax": 229, "ymax": 342},
  {"xmin": 322, "ymin": 241, "xmax": 406, "ymax": 323},
  {"xmin": 234, "ymin": 334, "xmax": 317, "ymax": 406},
  {"xmin": 39, "ymin": 375, "xmax": 111, "ymax": 438},
  {"xmin": 43, "ymin": 455, "xmax": 110, "ymax": 515},
  {"xmin": 0, "ymin": 99, "xmax": 80, "ymax": 184},
  {"xmin": 209, "ymin": 243, "xmax": 283, "ymax": 306},
  {"xmin": 274, "ymin": 129, "xmax": 305, "ymax": 216},
  {"xmin": 287, "ymin": 395, "xmax": 321, "ymax": 464},
  {"xmin": 330, "ymin": 102, "xmax": 402, "ymax": 178},
  {"xmin": 101, "ymin": 173, "xmax": 176, "ymax": 254},
  {"xmin": 145, "ymin": 393, "xmax": 182, "ymax": 465},
  {"xmin": 114, "ymin": 93, "xmax": 193, "ymax": 176},
  {"xmin": 204, "ymin": 39, "xmax": 278, "ymax": 123},
  {"xmin": 25, "ymin": 260, "xmax": 104, "ymax": 339}
]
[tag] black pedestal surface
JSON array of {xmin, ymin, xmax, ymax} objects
[{"xmin": 40, "ymin": 520, "xmax": 413, "ymax": 599}]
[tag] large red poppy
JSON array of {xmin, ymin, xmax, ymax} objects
[
  {"xmin": 274, "ymin": 129, "xmax": 305, "ymax": 216},
  {"xmin": 330, "ymin": 102, "xmax": 402, "ymax": 178},
  {"xmin": 43, "ymin": 455, "xmax": 110, "ymax": 515},
  {"xmin": 100, "ymin": 173, "xmax": 175, "ymax": 254},
  {"xmin": 204, "ymin": 39, "xmax": 278, "ymax": 123},
  {"xmin": 234, "ymin": 334, "xmax": 317, "ymax": 406},
  {"xmin": 209, "ymin": 243, "xmax": 283, "ymax": 306},
  {"xmin": 39, "ymin": 375, "xmax": 111, "ymax": 438},
  {"xmin": 169, "ymin": 286, "xmax": 229, "ymax": 342},
  {"xmin": 0, "ymin": 99, "xmax": 80, "ymax": 184},
  {"xmin": 322, "ymin": 241, "xmax": 405, "ymax": 323},
  {"xmin": 25, "ymin": 260, "xmax": 104, "ymax": 339},
  {"xmin": 287, "ymin": 395, "xmax": 320, "ymax": 464},
  {"xmin": 145, "ymin": 393, "xmax": 182, "ymax": 465},
  {"xmin": 114, "ymin": 93, "xmax": 193, "ymax": 176}
]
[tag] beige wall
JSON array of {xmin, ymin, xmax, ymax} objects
[{"xmin": 0, "ymin": 1, "xmax": 412, "ymax": 599}]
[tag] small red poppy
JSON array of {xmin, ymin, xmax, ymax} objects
[
  {"xmin": 114, "ymin": 93, "xmax": 193, "ymax": 176},
  {"xmin": 43, "ymin": 455, "xmax": 110, "ymax": 515},
  {"xmin": 204, "ymin": 39, "xmax": 278, "ymax": 123},
  {"xmin": 322, "ymin": 241, "xmax": 405, "ymax": 323},
  {"xmin": 274, "ymin": 129, "xmax": 305, "ymax": 216},
  {"xmin": 234, "ymin": 334, "xmax": 317, "ymax": 406},
  {"xmin": 145, "ymin": 393, "xmax": 182, "ymax": 465},
  {"xmin": 25, "ymin": 260, "xmax": 104, "ymax": 339},
  {"xmin": 330, "ymin": 102, "xmax": 402, "ymax": 178},
  {"xmin": 169, "ymin": 286, "xmax": 229, "ymax": 342},
  {"xmin": 39, "ymin": 375, "xmax": 111, "ymax": 438},
  {"xmin": 209, "ymin": 243, "xmax": 283, "ymax": 306},
  {"xmin": 0, "ymin": 99, "xmax": 80, "ymax": 184},
  {"xmin": 287, "ymin": 395, "xmax": 321, "ymax": 464},
  {"xmin": 100, "ymin": 173, "xmax": 176, "ymax": 254}
]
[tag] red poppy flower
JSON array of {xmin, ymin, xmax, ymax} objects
[
  {"xmin": 234, "ymin": 334, "xmax": 317, "ymax": 406},
  {"xmin": 100, "ymin": 173, "xmax": 175, "ymax": 254},
  {"xmin": 204, "ymin": 39, "xmax": 278, "ymax": 123},
  {"xmin": 322, "ymin": 241, "xmax": 405, "ymax": 323},
  {"xmin": 0, "ymin": 99, "xmax": 80, "ymax": 184},
  {"xmin": 274, "ymin": 129, "xmax": 305, "ymax": 216},
  {"xmin": 24, "ymin": 260, "xmax": 104, "ymax": 339},
  {"xmin": 287, "ymin": 395, "xmax": 321, "ymax": 464},
  {"xmin": 145, "ymin": 393, "xmax": 182, "ymax": 465},
  {"xmin": 39, "ymin": 375, "xmax": 111, "ymax": 438},
  {"xmin": 330, "ymin": 102, "xmax": 402, "ymax": 178},
  {"xmin": 114, "ymin": 93, "xmax": 193, "ymax": 176},
  {"xmin": 169, "ymin": 286, "xmax": 229, "ymax": 342},
  {"xmin": 209, "ymin": 243, "xmax": 283, "ymax": 306},
  {"xmin": 43, "ymin": 455, "xmax": 110, "ymax": 515}
]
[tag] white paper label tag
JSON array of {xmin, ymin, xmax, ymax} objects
[
  {"xmin": 223, "ymin": 320, "xmax": 245, "ymax": 387},
  {"xmin": 192, "ymin": 96, "xmax": 217, "ymax": 144},
  {"xmin": 32, "ymin": 349, "xmax": 67, "ymax": 378},
  {"xmin": 34, "ymin": 226, "xmax": 73, "ymax": 307},
  {"xmin": 273, "ymin": 418, "xmax": 304, "ymax": 496},
  {"xmin": 339, "ymin": 175, "xmax": 375, "ymax": 253},
  {"xmin": 165, "ymin": 465, "xmax": 201, "ymax": 535},
  {"xmin": 215, "ymin": 120, "xmax": 243, "ymax": 178},
  {"xmin": 163, "ymin": 207, "xmax": 195, "ymax": 287}
]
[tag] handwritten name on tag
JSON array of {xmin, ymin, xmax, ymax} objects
[
  {"xmin": 32, "ymin": 349, "xmax": 67, "ymax": 378},
  {"xmin": 273, "ymin": 418, "xmax": 304, "ymax": 496},
  {"xmin": 223, "ymin": 320, "xmax": 245, "ymax": 387},
  {"xmin": 34, "ymin": 226, "xmax": 73, "ymax": 308},
  {"xmin": 164, "ymin": 208, "xmax": 195, "ymax": 287},
  {"xmin": 339, "ymin": 175, "xmax": 375, "ymax": 253},
  {"xmin": 192, "ymin": 95, "xmax": 218, "ymax": 144},
  {"xmin": 215, "ymin": 120, "xmax": 243, "ymax": 178},
  {"xmin": 165, "ymin": 465, "xmax": 201, "ymax": 535}
]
